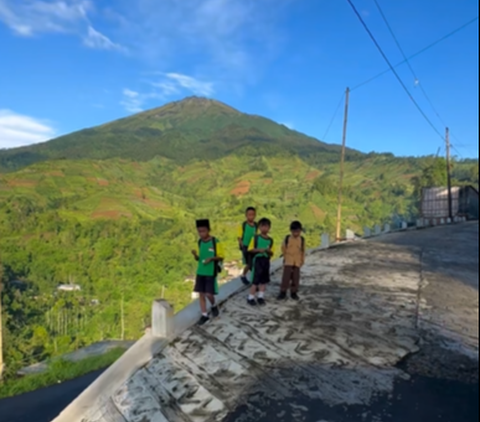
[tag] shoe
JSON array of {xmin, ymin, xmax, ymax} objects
[
  {"xmin": 197, "ymin": 315, "xmax": 210, "ymax": 326},
  {"xmin": 277, "ymin": 292, "xmax": 287, "ymax": 300},
  {"xmin": 257, "ymin": 298, "xmax": 266, "ymax": 306},
  {"xmin": 291, "ymin": 293, "xmax": 299, "ymax": 301},
  {"xmin": 247, "ymin": 298, "xmax": 257, "ymax": 306},
  {"xmin": 241, "ymin": 276, "xmax": 249, "ymax": 285},
  {"xmin": 211, "ymin": 306, "xmax": 219, "ymax": 318}
]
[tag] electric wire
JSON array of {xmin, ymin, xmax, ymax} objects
[
  {"xmin": 351, "ymin": 16, "xmax": 478, "ymax": 91},
  {"xmin": 346, "ymin": 0, "xmax": 445, "ymax": 141}
]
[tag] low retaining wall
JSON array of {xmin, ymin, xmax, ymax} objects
[{"xmin": 52, "ymin": 216, "xmax": 468, "ymax": 422}]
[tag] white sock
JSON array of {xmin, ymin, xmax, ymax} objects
[
  {"xmin": 258, "ymin": 291, "xmax": 264, "ymax": 299},
  {"xmin": 248, "ymin": 294, "xmax": 255, "ymax": 300},
  {"xmin": 202, "ymin": 312, "xmax": 208, "ymax": 317}
]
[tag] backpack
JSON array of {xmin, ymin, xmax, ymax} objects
[
  {"xmin": 198, "ymin": 237, "xmax": 222, "ymax": 276},
  {"xmin": 284, "ymin": 235, "xmax": 305, "ymax": 252}
]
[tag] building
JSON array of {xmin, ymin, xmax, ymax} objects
[
  {"xmin": 421, "ymin": 186, "xmax": 479, "ymax": 221},
  {"xmin": 57, "ymin": 283, "xmax": 81, "ymax": 292}
]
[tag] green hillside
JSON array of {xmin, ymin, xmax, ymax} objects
[{"xmin": 0, "ymin": 97, "xmax": 477, "ymax": 383}]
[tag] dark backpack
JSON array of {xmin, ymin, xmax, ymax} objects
[
  {"xmin": 284, "ymin": 235, "xmax": 305, "ymax": 252},
  {"xmin": 198, "ymin": 237, "xmax": 222, "ymax": 276}
]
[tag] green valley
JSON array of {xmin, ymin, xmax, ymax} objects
[{"xmin": 0, "ymin": 97, "xmax": 477, "ymax": 386}]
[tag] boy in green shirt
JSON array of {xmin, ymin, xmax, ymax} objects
[
  {"xmin": 191, "ymin": 219, "xmax": 225, "ymax": 325},
  {"xmin": 247, "ymin": 217, "xmax": 275, "ymax": 306},
  {"xmin": 237, "ymin": 206, "xmax": 257, "ymax": 285}
]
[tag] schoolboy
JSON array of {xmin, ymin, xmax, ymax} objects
[
  {"xmin": 237, "ymin": 207, "xmax": 258, "ymax": 285},
  {"xmin": 191, "ymin": 219, "xmax": 224, "ymax": 325},
  {"xmin": 247, "ymin": 217, "xmax": 275, "ymax": 305},
  {"xmin": 278, "ymin": 220, "xmax": 305, "ymax": 300}
]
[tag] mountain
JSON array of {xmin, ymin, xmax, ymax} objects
[{"xmin": 0, "ymin": 97, "xmax": 362, "ymax": 172}]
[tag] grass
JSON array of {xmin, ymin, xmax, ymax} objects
[{"xmin": 0, "ymin": 347, "xmax": 125, "ymax": 399}]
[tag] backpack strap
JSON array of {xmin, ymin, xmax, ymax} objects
[
  {"xmin": 211, "ymin": 237, "xmax": 221, "ymax": 277},
  {"xmin": 284, "ymin": 235, "xmax": 290, "ymax": 247},
  {"xmin": 254, "ymin": 234, "xmax": 258, "ymax": 249},
  {"xmin": 241, "ymin": 221, "xmax": 247, "ymax": 240},
  {"xmin": 301, "ymin": 236, "xmax": 305, "ymax": 252}
]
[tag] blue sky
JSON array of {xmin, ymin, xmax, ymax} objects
[{"xmin": 0, "ymin": 0, "xmax": 478, "ymax": 158}]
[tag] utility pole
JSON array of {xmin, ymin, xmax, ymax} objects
[
  {"xmin": 445, "ymin": 127, "xmax": 453, "ymax": 220},
  {"xmin": 336, "ymin": 87, "xmax": 350, "ymax": 241}
]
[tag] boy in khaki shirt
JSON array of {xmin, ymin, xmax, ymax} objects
[{"xmin": 278, "ymin": 221, "xmax": 305, "ymax": 300}]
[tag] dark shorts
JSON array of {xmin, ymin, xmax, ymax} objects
[
  {"xmin": 194, "ymin": 275, "xmax": 218, "ymax": 295},
  {"xmin": 251, "ymin": 256, "xmax": 271, "ymax": 285}
]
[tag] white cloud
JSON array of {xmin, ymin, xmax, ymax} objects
[
  {"xmin": 0, "ymin": 110, "xmax": 56, "ymax": 149},
  {"xmin": 83, "ymin": 25, "xmax": 123, "ymax": 51},
  {"xmin": 0, "ymin": 0, "xmax": 123, "ymax": 51},
  {"xmin": 121, "ymin": 73, "xmax": 215, "ymax": 113}
]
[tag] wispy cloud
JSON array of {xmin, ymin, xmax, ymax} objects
[
  {"xmin": 108, "ymin": 0, "xmax": 289, "ymax": 84},
  {"xmin": 121, "ymin": 73, "xmax": 215, "ymax": 113},
  {"xmin": 0, "ymin": 110, "xmax": 56, "ymax": 149},
  {"xmin": 0, "ymin": 0, "xmax": 122, "ymax": 51},
  {"xmin": 83, "ymin": 25, "xmax": 123, "ymax": 51}
]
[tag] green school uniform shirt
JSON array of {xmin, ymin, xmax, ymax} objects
[
  {"xmin": 248, "ymin": 235, "xmax": 275, "ymax": 259},
  {"xmin": 196, "ymin": 237, "xmax": 225, "ymax": 277},
  {"xmin": 237, "ymin": 222, "xmax": 257, "ymax": 247}
]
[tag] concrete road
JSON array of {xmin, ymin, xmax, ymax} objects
[
  {"xmin": 225, "ymin": 222, "xmax": 479, "ymax": 422},
  {"xmin": 0, "ymin": 369, "xmax": 104, "ymax": 422}
]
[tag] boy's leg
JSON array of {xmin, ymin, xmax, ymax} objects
[
  {"xmin": 247, "ymin": 259, "xmax": 260, "ymax": 305},
  {"xmin": 280, "ymin": 266, "xmax": 292, "ymax": 293},
  {"xmin": 206, "ymin": 278, "xmax": 220, "ymax": 317},
  {"xmin": 256, "ymin": 259, "xmax": 270, "ymax": 304},
  {"xmin": 290, "ymin": 267, "xmax": 301, "ymax": 300},
  {"xmin": 241, "ymin": 247, "xmax": 250, "ymax": 284},
  {"xmin": 199, "ymin": 293, "xmax": 208, "ymax": 314},
  {"xmin": 195, "ymin": 276, "xmax": 211, "ymax": 325}
]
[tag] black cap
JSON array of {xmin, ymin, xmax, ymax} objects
[{"xmin": 196, "ymin": 219, "xmax": 210, "ymax": 229}]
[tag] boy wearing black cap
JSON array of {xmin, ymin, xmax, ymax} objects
[
  {"xmin": 247, "ymin": 217, "xmax": 275, "ymax": 305},
  {"xmin": 191, "ymin": 219, "xmax": 225, "ymax": 325}
]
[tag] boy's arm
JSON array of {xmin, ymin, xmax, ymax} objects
[
  {"xmin": 267, "ymin": 241, "xmax": 275, "ymax": 257},
  {"xmin": 247, "ymin": 237, "xmax": 263, "ymax": 254},
  {"xmin": 281, "ymin": 240, "xmax": 286, "ymax": 256},
  {"xmin": 212, "ymin": 241, "xmax": 225, "ymax": 262},
  {"xmin": 191, "ymin": 245, "xmax": 199, "ymax": 261},
  {"xmin": 301, "ymin": 238, "xmax": 306, "ymax": 266},
  {"xmin": 237, "ymin": 225, "xmax": 244, "ymax": 246}
]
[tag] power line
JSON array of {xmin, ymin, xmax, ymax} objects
[
  {"xmin": 372, "ymin": 0, "xmax": 450, "ymax": 130},
  {"xmin": 351, "ymin": 16, "xmax": 478, "ymax": 91},
  {"xmin": 346, "ymin": 0, "xmax": 445, "ymax": 141},
  {"xmin": 322, "ymin": 92, "xmax": 345, "ymax": 140}
]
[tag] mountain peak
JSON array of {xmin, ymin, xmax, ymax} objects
[{"xmin": 156, "ymin": 95, "xmax": 241, "ymax": 115}]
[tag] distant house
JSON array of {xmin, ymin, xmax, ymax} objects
[
  {"xmin": 57, "ymin": 283, "xmax": 81, "ymax": 292},
  {"xmin": 421, "ymin": 186, "xmax": 479, "ymax": 220}
]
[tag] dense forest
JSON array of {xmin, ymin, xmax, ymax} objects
[{"xmin": 0, "ymin": 97, "xmax": 478, "ymax": 380}]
